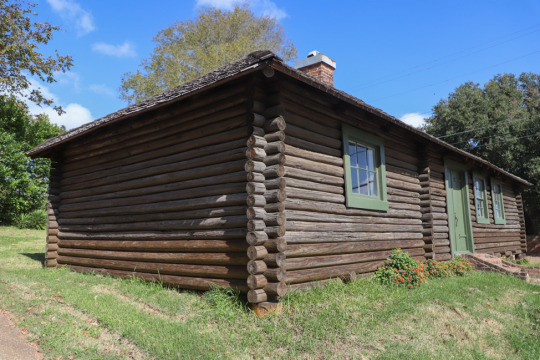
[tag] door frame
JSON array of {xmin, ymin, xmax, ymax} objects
[{"xmin": 444, "ymin": 159, "xmax": 475, "ymax": 256}]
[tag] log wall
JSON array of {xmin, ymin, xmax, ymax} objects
[
  {"xmin": 467, "ymin": 175, "xmax": 524, "ymax": 257},
  {"xmin": 53, "ymin": 80, "xmax": 254, "ymax": 293},
  {"xmin": 425, "ymin": 150, "xmax": 451, "ymax": 261},
  {"xmin": 45, "ymin": 159, "xmax": 61, "ymax": 267},
  {"xmin": 278, "ymin": 78, "xmax": 425, "ymax": 290}
]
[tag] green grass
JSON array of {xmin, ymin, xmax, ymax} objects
[{"xmin": 1, "ymin": 226, "xmax": 539, "ymax": 359}]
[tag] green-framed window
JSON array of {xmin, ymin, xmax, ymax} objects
[
  {"xmin": 491, "ymin": 179, "xmax": 506, "ymax": 224},
  {"xmin": 342, "ymin": 124, "xmax": 388, "ymax": 211},
  {"xmin": 473, "ymin": 173, "xmax": 489, "ymax": 224}
]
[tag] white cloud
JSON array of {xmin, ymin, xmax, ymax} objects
[
  {"xmin": 400, "ymin": 113, "xmax": 430, "ymax": 128},
  {"xmin": 24, "ymin": 79, "xmax": 93, "ymax": 130},
  {"xmin": 46, "ymin": 0, "xmax": 95, "ymax": 36},
  {"xmin": 30, "ymin": 103, "xmax": 93, "ymax": 130},
  {"xmin": 195, "ymin": 0, "xmax": 288, "ymax": 20},
  {"xmin": 54, "ymin": 71, "xmax": 81, "ymax": 91},
  {"xmin": 92, "ymin": 41, "xmax": 136, "ymax": 58},
  {"xmin": 89, "ymin": 84, "xmax": 116, "ymax": 98}
]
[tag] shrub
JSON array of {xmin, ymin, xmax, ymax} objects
[
  {"xmin": 16, "ymin": 209, "xmax": 47, "ymax": 230},
  {"xmin": 448, "ymin": 257, "xmax": 473, "ymax": 276},
  {"xmin": 374, "ymin": 249, "xmax": 426, "ymax": 289},
  {"xmin": 375, "ymin": 249, "xmax": 473, "ymax": 288}
]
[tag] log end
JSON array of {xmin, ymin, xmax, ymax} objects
[{"xmin": 252, "ymin": 300, "xmax": 282, "ymax": 318}]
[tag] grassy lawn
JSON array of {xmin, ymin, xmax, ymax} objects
[{"xmin": 0, "ymin": 226, "xmax": 539, "ymax": 359}]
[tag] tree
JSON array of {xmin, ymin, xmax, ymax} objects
[
  {"xmin": 0, "ymin": 95, "xmax": 65, "ymax": 224},
  {"xmin": 0, "ymin": 0, "xmax": 72, "ymax": 113},
  {"xmin": 423, "ymin": 73, "xmax": 540, "ymax": 233},
  {"xmin": 120, "ymin": 5, "xmax": 297, "ymax": 104}
]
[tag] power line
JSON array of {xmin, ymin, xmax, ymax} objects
[
  {"xmin": 370, "ymin": 49, "xmax": 540, "ymax": 102},
  {"xmin": 351, "ymin": 24, "xmax": 540, "ymax": 91},
  {"xmin": 437, "ymin": 118, "xmax": 530, "ymax": 139},
  {"xmin": 450, "ymin": 125, "xmax": 540, "ymax": 145},
  {"xmin": 474, "ymin": 132, "xmax": 540, "ymax": 148}
]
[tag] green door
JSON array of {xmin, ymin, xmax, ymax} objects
[{"xmin": 445, "ymin": 161, "xmax": 474, "ymax": 255}]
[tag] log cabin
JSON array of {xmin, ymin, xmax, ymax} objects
[{"xmin": 27, "ymin": 50, "xmax": 531, "ymax": 305}]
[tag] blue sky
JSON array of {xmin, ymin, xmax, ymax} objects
[{"xmin": 30, "ymin": 0, "xmax": 540, "ymax": 130}]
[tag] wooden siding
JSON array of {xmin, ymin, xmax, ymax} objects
[
  {"xmin": 278, "ymin": 78, "xmax": 425, "ymax": 290},
  {"xmin": 468, "ymin": 177, "xmax": 524, "ymax": 256},
  {"xmin": 52, "ymin": 81, "xmax": 253, "ymax": 292}
]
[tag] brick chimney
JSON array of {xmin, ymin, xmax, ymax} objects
[{"xmin": 294, "ymin": 51, "xmax": 336, "ymax": 87}]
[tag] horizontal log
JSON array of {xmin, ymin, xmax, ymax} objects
[
  {"xmin": 58, "ymin": 239, "xmax": 248, "ymax": 252},
  {"xmin": 265, "ymin": 153, "xmax": 285, "ymax": 166},
  {"xmin": 247, "ymin": 289, "xmax": 267, "ymax": 303},
  {"xmin": 61, "ymin": 169, "xmax": 246, "ymax": 204},
  {"xmin": 264, "ymin": 164, "xmax": 285, "ymax": 178},
  {"xmin": 284, "ymin": 166, "xmax": 344, "ymax": 186},
  {"xmin": 58, "ymin": 228, "xmax": 246, "ymax": 241},
  {"xmin": 265, "ymin": 226, "xmax": 286, "ymax": 238},
  {"xmin": 247, "ymin": 274, "xmax": 267, "ymax": 289},
  {"xmin": 247, "ymin": 260, "xmax": 267, "ymax": 275},
  {"xmin": 246, "ymin": 172, "xmax": 265, "ymax": 183},
  {"xmin": 285, "ymin": 248, "xmax": 425, "ymax": 271},
  {"xmin": 264, "ymin": 116, "xmax": 286, "ymax": 132},
  {"xmin": 264, "ymin": 267, "xmax": 285, "ymax": 282},
  {"xmin": 285, "ymin": 231, "xmax": 422, "ymax": 244},
  {"xmin": 286, "ymin": 186, "xmax": 344, "ymax": 204},
  {"xmin": 59, "ymin": 206, "xmax": 246, "ymax": 225},
  {"xmin": 284, "ymin": 239, "xmax": 425, "ymax": 258},
  {"xmin": 264, "ymin": 253, "xmax": 286, "ymax": 268},
  {"xmin": 246, "ymin": 231, "xmax": 268, "ymax": 246},
  {"xmin": 246, "ymin": 147, "xmax": 266, "ymax": 162},
  {"xmin": 58, "ymin": 248, "xmax": 248, "ymax": 266},
  {"xmin": 285, "ymin": 155, "xmax": 343, "ymax": 178},
  {"xmin": 284, "ymin": 144, "xmax": 343, "ymax": 167},
  {"xmin": 265, "ymin": 141, "xmax": 285, "ymax": 155},
  {"xmin": 285, "ymin": 135, "xmax": 342, "ymax": 158},
  {"xmin": 264, "ymin": 282, "xmax": 287, "ymax": 297},
  {"xmin": 264, "ymin": 238, "xmax": 286, "ymax": 252},
  {"xmin": 62, "ymin": 160, "xmax": 246, "ymax": 205},
  {"xmin": 286, "ymin": 221, "xmax": 422, "ymax": 233},
  {"xmin": 284, "ymin": 210, "xmax": 421, "ymax": 225},
  {"xmin": 58, "ymin": 256, "xmax": 248, "ymax": 279},
  {"xmin": 284, "ymin": 110, "xmax": 341, "ymax": 139},
  {"xmin": 247, "ymin": 134, "xmax": 267, "ymax": 149},
  {"xmin": 245, "ymin": 160, "xmax": 266, "ymax": 173},
  {"xmin": 60, "ymin": 215, "xmax": 248, "ymax": 233},
  {"xmin": 285, "ymin": 177, "xmax": 343, "ymax": 195},
  {"xmin": 264, "ymin": 130, "xmax": 285, "ymax": 143},
  {"xmin": 61, "ymin": 192, "xmax": 247, "ymax": 218},
  {"xmin": 284, "ymin": 198, "xmax": 421, "ymax": 219},
  {"xmin": 247, "ymin": 246, "xmax": 268, "ymax": 260},
  {"xmin": 286, "ymin": 123, "xmax": 341, "ymax": 149},
  {"xmin": 265, "ymin": 177, "xmax": 286, "ymax": 190},
  {"xmin": 285, "ymin": 260, "xmax": 386, "ymax": 284},
  {"xmin": 264, "ymin": 202, "xmax": 285, "ymax": 213},
  {"xmin": 62, "ymin": 139, "xmax": 247, "ymax": 188},
  {"xmin": 67, "ymin": 265, "xmax": 248, "ymax": 292},
  {"xmin": 264, "ymin": 189, "xmax": 286, "ymax": 203},
  {"xmin": 475, "ymin": 241, "xmax": 521, "ymax": 250}
]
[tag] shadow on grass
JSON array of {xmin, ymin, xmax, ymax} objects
[{"xmin": 20, "ymin": 252, "xmax": 45, "ymax": 266}]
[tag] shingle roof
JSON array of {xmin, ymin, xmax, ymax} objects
[{"xmin": 27, "ymin": 50, "xmax": 531, "ymax": 186}]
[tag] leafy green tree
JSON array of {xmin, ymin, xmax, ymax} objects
[
  {"xmin": 0, "ymin": 95, "xmax": 65, "ymax": 224},
  {"xmin": 0, "ymin": 0, "xmax": 72, "ymax": 113},
  {"xmin": 423, "ymin": 73, "xmax": 540, "ymax": 233},
  {"xmin": 120, "ymin": 5, "xmax": 297, "ymax": 104}
]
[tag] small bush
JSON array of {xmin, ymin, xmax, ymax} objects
[
  {"xmin": 16, "ymin": 209, "xmax": 47, "ymax": 230},
  {"xmin": 376, "ymin": 249, "xmax": 473, "ymax": 288},
  {"xmin": 374, "ymin": 249, "xmax": 426, "ymax": 288}
]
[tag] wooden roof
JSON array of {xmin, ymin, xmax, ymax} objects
[{"xmin": 27, "ymin": 50, "xmax": 531, "ymax": 186}]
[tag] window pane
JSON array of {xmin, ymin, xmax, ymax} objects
[
  {"xmin": 358, "ymin": 169, "xmax": 369, "ymax": 195},
  {"xmin": 477, "ymin": 200, "xmax": 484, "ymax": 217},
  {"xmin": 357, "ymin": 145, "xmax": 367, "ymax": 170},
  {"xmin": 348, "ymin": 142, "xmax": 357, "ymax": 167},
  {"xmin": 351, "ymin": 167, "xmax": 359, "ymax": 193},
  {"xmin": 366, "ymin": 148, "xmax": 375, "ymax": 171},
  {"xmin": 368, "ymin": 171, "xmax": 378, "ymax": 196}
]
